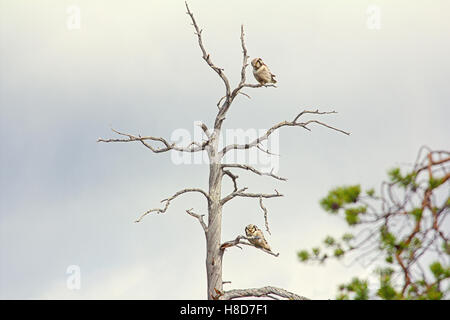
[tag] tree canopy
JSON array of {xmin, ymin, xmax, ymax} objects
[{"xmin": 299, "ymin": 147, "xmax": 449, "ymax": 299}]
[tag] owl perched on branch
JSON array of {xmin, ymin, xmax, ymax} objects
[
  {"xmin": 251, "ymin": 58, "xmax": 277, "ymax": 85},
  {"xmin": 245, "ymin": 224, "xmax": 272, "ymax": 251}
]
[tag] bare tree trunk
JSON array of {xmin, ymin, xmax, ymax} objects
[{"xmin": 206, "ymin": 137, "xmax": 223, "ymax": 299}]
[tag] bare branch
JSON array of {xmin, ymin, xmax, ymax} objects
[
  {"xmin": 222, "ymin": 286, "xmax": 309, "ymax": 300},
  {"xmin": 214, "ymin": 25, "xmax": 252, "ymax": 130},
  {"xmin": 292, "ymin": 109, "xmax": 337, "ymax": 122},
  {"xmin": 186, "ymin": 208, "xmax": 208, "ymax": 233},
  {"xmin": 135, "ymin": 188, "xmax": 210, "ymax": 223},
  {"xmin": 256, "ymin": 142, "xmax": 279, "ymax": 156},
  {"xmin": 185, "ymin": 2, "xmax": 231, "ymax": 98},
  {"xmin": 238, "ymin": 91, "xmax": 251, "ymax": 100},
  {"xmin": 216, "ymin": 95, "xmax": 226, "ymax": 108},
  {"xmin": 300, "ymin": 119, "xmax": 350, "ymax": 136},
  {"xmin": 242, "ymin": 83, "xmax": 277, "ymax": 89},
  {"xmin": 221, "ymin": 187, "xmax": 248, "ymax": 205},
  {"xmin": 220, "ymin": 235, "xmax": 279, "ymax": 257},
  {"xmin": 220, "ymin": 109, "xmax": 350, "ymax": 156},
  {"xmin": 222, "ymin": 164, "xmax": 287, "ymax": 181},
  {"xmin": 221, "ymin": 188, "xmax": 283, "ymax": 205},
  {"xmin": 217, "ymin": 92, "xmax": 251, "ymax": 108},
  {"xmin": 98, "ymin": 128, "xmax": 208, "ymax": 153},
  {"xmin": 238, "ymin": 24, "xmax": 249, "ymax": 88},
  {"xmin": 236, "ymin": 189, "xmax": 283, "ymax": 200},
  {"xmin": 259, "ymin": 197, "xmax": 271, "ymax": 235},
  {"xmin": 223, "ymin": 170, "xmax": 239, "ymax": 192},
  {"xmin": 196, "ymin": 122, "xmax": 211, "ymax": 139}
]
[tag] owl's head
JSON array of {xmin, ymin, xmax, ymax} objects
[
  {"xmin": 251, "ymin": 58, "xmax": 263, "ymax": 69},
  {"xmin": 245, "ymin": 224, "xmax": 257, "ymax": 236}
]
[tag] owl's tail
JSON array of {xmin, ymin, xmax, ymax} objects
[{"xmin": 271, "ymin": 74, "xmax": 277, "ymax": 84}]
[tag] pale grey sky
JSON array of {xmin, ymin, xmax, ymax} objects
[{"xmin": 0, "ymin": 0, "xmax": 449, "ymax": 299}]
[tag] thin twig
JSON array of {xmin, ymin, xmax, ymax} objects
[
  {"xmin": 221, "ymin": 163, "xmax": 287, "ymax": 181},
  {"xmin": 185, "ymin": 1, "xmax": 231, "ymax": 98},
  {"xmin": 259, "ymin": 197, "xmax": 271, "ymax": 235},
  {"xmin": 186, "ymin": 208, "xmax": 208, "ymax": 234}
]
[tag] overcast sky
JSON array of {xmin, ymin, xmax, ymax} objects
[{"xmin": 1, "ymin": 0, "xmax": 449, "ymax": 299}]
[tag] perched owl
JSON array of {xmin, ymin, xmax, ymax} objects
[
  {"xmin": 245, "ymin": 224, "xmax": 271, "ymax": 251},
  {"xmin": 251, "ymin": 58, "xmax": 277, "ymax": 85}
]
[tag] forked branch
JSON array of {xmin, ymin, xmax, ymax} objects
[
  {"xmin": 135, "ymin": 188, "xmax": 210, "ymax": 222},
  {"xmin": 186, "ymin": 208, "xmax": 208, "ymax": 234},
  {"xmin": 220, "ymin": 109, "xmax": 350, "ymax": 156},
  {"xmin": 223, "ymin": 170, "xmax": 239, "ymax": 192},
  {"xmin": 221, "ymin": 188, "xmax": 283, "ymax": 205},
  {"xmin": 185, "ymin": 1, "xmax": 231, "ymax": 98},
  {"xmin": 98, "ymin": 129, "xmax": 208, "ymax": 153}
]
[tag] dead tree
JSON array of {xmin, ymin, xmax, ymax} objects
[{"xmin": 98, "ymin": 2, "xmax": 349, "ymax": 300}]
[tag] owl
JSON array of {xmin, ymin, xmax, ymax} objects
[
  {"xmin": 245, "ymin": 224, "xmax": 271, "ymax": 251},
  {"xmin": 251, "ymin": 58, "xmax": 277, "ymax": 85}
]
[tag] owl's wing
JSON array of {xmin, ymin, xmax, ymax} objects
[
  {"xmin": 255, "ymin": 230, "xmax": 271, "ymax": 251},
  {"xmin": 270, "ymin": 73, "xmax": 277, "ymax": 83},
  {"xmin": 264, "ymin": 64, "xmax": 277, "ymax": 83},
  {"xmin": 256, "ymin": 66, "xmax": 276, "ymax": 84}
]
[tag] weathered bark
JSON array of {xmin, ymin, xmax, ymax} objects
[
  {"xmin": 222, "ymin": 286, "xmax": 310, "ymax": 300},
  {"xmin": 206, "ymin": 136, "xmax": 223, "ymax": 299}
]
